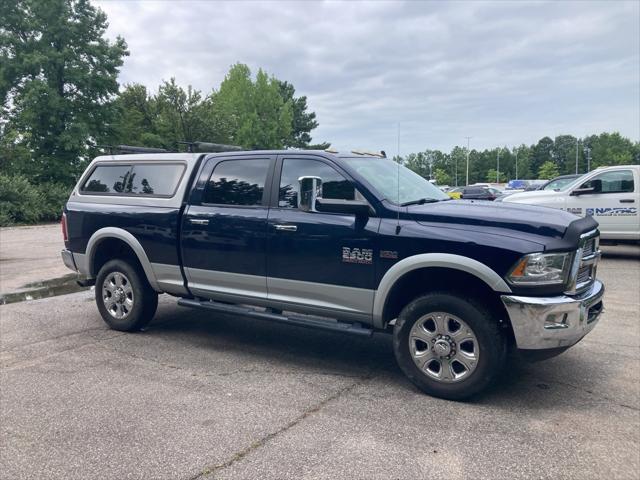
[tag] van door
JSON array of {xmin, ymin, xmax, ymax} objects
[
  {"xmin": 181, "ymin": 155, "xmax": 276, "ymax": 300},
  {"xmin": 566, "ymin": 168, "xmax": 639, "ymax": 240}
]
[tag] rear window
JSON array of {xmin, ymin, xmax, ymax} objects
[{"xmin": 81, "ymin": 163, "xmax": 184, "ymax": 196}]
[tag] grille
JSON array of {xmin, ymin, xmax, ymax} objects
[
  {"xmin": 582, "ymin": 238, "xmax": 595, "ymax": 257},
  {"xmin": 571, "ymin": 231, "xmax": 600, "ymax": 293},
  {"xmin": 576, "ymin": 265, "xmax": 591, "ymax": 285}
]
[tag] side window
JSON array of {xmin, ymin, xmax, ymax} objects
[
  {"xmin": 128, "ymin": 164, "xmax": 185, "ymax": 196},
  {"xmin": 81, "ymin": 165, "xmax": 131, "ymax": 193},
  {"xmin": 582, "ymin": 170, "xmax": 635, "ymax": 194},
  {"xmin": 279, "ymin": 159, "xmax": 355, "ymax": 208},
  {"xmin": 203, "ymin": 159, "xmax": 269, "ymax": 206}
]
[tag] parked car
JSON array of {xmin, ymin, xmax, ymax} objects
[
  {"xmin": 447, "ymin": 186, "xmax": 464, "ymax": 199},
  {"xmin": 502, "ymin": 165, "xmax": 640, "ymax": 242},
  {"xmin": 461, "ymin": 186, "xmax": 501, "ymax": 200},
  {"xmin": 61, "ymin": 148, "xmax": 604, "ymax": 400},
  {"xmin": 539, "ymin": 174, "xmax": 583, "ymax": 191}
]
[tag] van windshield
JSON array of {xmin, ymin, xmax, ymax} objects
[{"xmin": 343, "ymin": 157, "xmax": 449, "ymax": 205}]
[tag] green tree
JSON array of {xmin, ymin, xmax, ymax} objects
[
  {"xmin": 0, "ymin": 0, "xmax": 128, "ymax": 183},
  {"xmin": 433, "ymin": 168, "xmax": 451, "ymax": 186},
  {"xmin": 277, "ymin": 80, "xmax": 328, "ymax": 149},
  {"xmin": 213, "ymin": 64, "xmax": 293, "ymax": 149},
  {"xmin": 530, "ymin": 137, "xmax": 554, "ymax": 177},
  {"xmin": 538, "ymin": 161, "xmax": 560, "ymax": 179},
  {"xmin": 485, "ymin": 169, "xmax": 504, "ymax": 183}
]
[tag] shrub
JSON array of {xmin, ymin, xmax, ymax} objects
[{"xmin": 0, "ymin": 174, "xmax": 70, "ymax": 226}]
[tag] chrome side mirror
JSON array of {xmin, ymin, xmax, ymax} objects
[{"xmin": 298, "ymin": 176, "xmax": 322, "ymax": 212}]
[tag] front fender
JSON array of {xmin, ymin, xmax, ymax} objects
[{"xmin": 372, "ymin": 253, "xmax": 512, "ymax": 328}]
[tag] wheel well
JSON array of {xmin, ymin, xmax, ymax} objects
[
  {"xmin": 382, "ymin": 267, "xmax": 512, "ymax": 335},
  {"xmin": 91, "ymin": 237, "xmax": 143, "ymax": 277}
]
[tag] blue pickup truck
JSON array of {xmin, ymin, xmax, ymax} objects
[{"xmin": 61, "ymin": 148, "xmax": 604, "ymax": 399}]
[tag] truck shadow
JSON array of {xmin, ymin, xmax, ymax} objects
[{"xmin": 138, "ymin": 300, "xmax": 613, "ymax": 408}]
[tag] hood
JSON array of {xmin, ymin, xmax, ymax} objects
[
  {"xmin": 502, "ymin": 190, "xmax": 563, "ymax": 202},
  {"xmin": 409, "ymin": 200, "xmax": 584, "ymax": 240}
]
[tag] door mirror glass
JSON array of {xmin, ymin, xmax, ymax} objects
[
  {"xmin": 298, "ymin": 176, "xmax": 322, "ymax": 212},
  {"xmin": 572, "ymin": 178, "xmax": 602, "ymax": 196}
]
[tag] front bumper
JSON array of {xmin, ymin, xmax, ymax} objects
[{"xmin": 501, "ymin": 280, "xmax": 604, "ymax": 350}]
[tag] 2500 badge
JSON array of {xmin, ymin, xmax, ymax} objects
[{"xmin": 342, "ymin": 247, "xmax": 373, "ymax": 264}]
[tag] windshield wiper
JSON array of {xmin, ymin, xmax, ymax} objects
[{"xmin": 400, "ymin": 198, "xmax": 442, "ymax": 207}]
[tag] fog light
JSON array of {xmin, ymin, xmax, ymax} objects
[{"xmin": 544, "ymin": 313, "xmax": 569, "ymax": 330}]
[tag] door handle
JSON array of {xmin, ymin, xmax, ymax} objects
[
  {"xmin": 189, "ymin": 218, "xmax": 209, "ymax": 225},
  {"xmin": 274, "ymin": 224, "xmax": 297, "ymax": 232},
  {"xmin": 620, "ymin": 199, "xmax": 635, "ymax": 203}
]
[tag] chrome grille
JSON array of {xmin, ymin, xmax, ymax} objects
[
  {"xmin": 576, "ymin": 265, "xmax": 591, "ymax": 285},
  {"xmin": 567, "ymin": 230, "xmax": 600, "ymax": 295},
  {"xmin": 582, "ymin": 238, "xmax": 595, "ymax": 257}
]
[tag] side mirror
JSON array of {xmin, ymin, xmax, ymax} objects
[
  {"xmin": 571, "ymin": 179, "xmax": 601, "ymax": 196},
  {"xmin": 298, "ymin": 176, "xmax": 322, "ymax": 212},
  {"xmin": 316, "ymin": 198, "xmax": 371, "ymax": 217}
]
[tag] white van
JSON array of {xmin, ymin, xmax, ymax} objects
[{"xmin": 502, "ymin": 165, "xmax": 640, "ymax": 242}]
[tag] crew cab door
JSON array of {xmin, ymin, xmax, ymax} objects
[
  {"xmin": 266, "ymin": 155, "xmax": 379, "ymax": 319},
  {"xmin": 181, "ymin": 154, "xmax": 276, "ymax": 299},
  {"xmin": 566, "ymin": 168, "xmax": 639, "ymax": 240}
]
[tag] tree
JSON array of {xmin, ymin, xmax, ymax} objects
[
  {"xmin": 0, "ymin": 0, "xmax": 128, "ymax": 183},
  {"xmin": 485, "ymin": 169, "xmax": 504, "ymax": 183},
  {"xmin": 277, "ymin": 80, "xmax": 329, "ymax": 149},
  {"xmin": 212, "ymin": 64, "xmax": 293, "ymax": 150},
  {"xmin": 530, "ymin": 137, "xmax": 554, "ymax": 177},
  {"xmin": 433, "ymin": 168, "xmax": 451, "ymax": 186},
  {"xmin": 538, "ymin": 161, "xmax": 560, "ymax": 179}
]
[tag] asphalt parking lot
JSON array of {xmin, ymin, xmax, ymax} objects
[{"xmin": 1, "ymin": 245, "xmax": 639, "ymax": 480}]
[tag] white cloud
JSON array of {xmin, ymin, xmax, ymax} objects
[{"xmin": 95, "ymin": 0, "xmax": 639, "ymax": 154}]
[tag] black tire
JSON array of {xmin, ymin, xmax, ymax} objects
[
  {"xmin": 95, "ymin": 259, "xmax": 158, "ymax": 332},
  {"xmin": 393, "ymin": 292, "xmax": 507, "ymax": 400}
]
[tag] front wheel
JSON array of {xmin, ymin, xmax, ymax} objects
[
  {"xmin": 95, "ymin": 259, "xmax": 158, "ymax": 332},
  {"xmin": 393, "ymin": 292, "xmax": 507, "ymax": 400}
]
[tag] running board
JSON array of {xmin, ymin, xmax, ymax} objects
[{"xmin": 177, "ymin": 298, "xmax": 373, "ymax": 337}]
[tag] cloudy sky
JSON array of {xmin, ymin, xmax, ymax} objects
[{"xmin": 95, "ymin": 0, "xmax": 639, "ymax": 155}]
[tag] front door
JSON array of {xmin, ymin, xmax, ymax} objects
[
  {"xmin": 182, "ymin": 155, "xmax": 276, "ymax": 300},
  {"xmin": 566, "ymin": 168, "xmax": 639, "ymax": 238},
  {"xmin": 266, "ymin": 156, "xmax": 379, "ymax": 319}
]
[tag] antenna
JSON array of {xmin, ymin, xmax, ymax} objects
[{"xmin": 396, "ymin": 122, "xmax": 401, "ymax": 235}]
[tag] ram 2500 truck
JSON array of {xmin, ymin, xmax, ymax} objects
[{"xmin": 61, "ymin": 149, "xmax": 604, "ymax": 400}]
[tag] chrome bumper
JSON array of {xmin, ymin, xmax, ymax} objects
[
  {"xmin": 61, "ymin": 249, "xmax": 77, "ymax": 272},
  {"xmin": 501, "ymin": 280, "xmax": 604, "ymax": 350}
]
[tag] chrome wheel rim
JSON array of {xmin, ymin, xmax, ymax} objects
[
  {"xmin": 102, "ymin": 271, "xmax": 134, "ymax": 320},
  {"xmin": 409, "ymin": 311, "xmax": 479, "ymax": 383}
]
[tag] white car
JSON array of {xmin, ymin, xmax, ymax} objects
[{"xmin": 502, "ymin": 165, "xmax": 640, "ymax": 242}]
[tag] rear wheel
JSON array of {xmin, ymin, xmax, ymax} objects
[
  {"xmin": 393, "ymin": 292, "xmax": 507, "ymax": 400},
  {"xmin": 95, "ymin": 259, "xmax": 158, "ymax": 331}
]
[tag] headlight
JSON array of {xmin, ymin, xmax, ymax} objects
[{"xmin": 507, "ymin": 252, "xmax": 572, "ymax": 285}]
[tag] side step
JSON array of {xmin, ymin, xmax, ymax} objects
[{"xmin": 177, "ymin": 298, "xmax": 373, "ymax": 337}]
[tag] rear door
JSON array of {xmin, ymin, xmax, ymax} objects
[
  {"xmin": 566, "ymin": 168, "xmax": 639, "ymax": 239},
  {"xmin": 265, "ymin": 155, "xmax": 379, "ymax": 319},
  {"xmin": 181, "ymin": 154, "xmax": 276, "ymax": 299}
]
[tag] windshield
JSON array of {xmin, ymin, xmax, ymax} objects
[
  {"xmin": 543, "ymin": 177, "xmax": 579, "ymax": 191},
  {"xmin": 343, "ymin": 157, "xmax": 449, "ymax": 205}
]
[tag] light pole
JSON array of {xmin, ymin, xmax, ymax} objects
[
  {"xmin": 515, "ymin": 147, "xmax": 519, "ymax": 180},
  {"xmin": 496, "ymin": 148, "xmax": 501, "ymax": 183},
  {"xmin": 464, "ymin": 136, "xmax": 472, "ymax": 185},
  {"xmin": 585, "ymin": 147, "xmax": 591, "ymax": 171},
  {"xmin": 575, "ymin": 138, "xmax": 580, "ymax": 174}
]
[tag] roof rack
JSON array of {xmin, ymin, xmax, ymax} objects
[
  {"xmin": 178, "ymin": 141, "xmax": 244, "ymax": 153},
  {"xmin": 351, "ymin": 149, "xmax": 386, "ymax": 158},
  {"xmin": 98, "ymin": 145, "xmax": 169, "ymax": 155}
]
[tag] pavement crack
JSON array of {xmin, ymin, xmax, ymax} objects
[{"xmin": 188, "ymin": 375, "xmax": 372, "ymax": 479}]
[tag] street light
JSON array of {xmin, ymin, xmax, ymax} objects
[
  {"xmin": 464, "ymin": 136, "xmax": 472, "ymax": 185},
  {"xmin": 515, "ymin": 147, "xmax": 519, "ymax": 180}
]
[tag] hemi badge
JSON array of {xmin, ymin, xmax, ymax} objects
[{"xmin": 380, "ymin": 250, "xmax": 398, "ymax": 259}]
